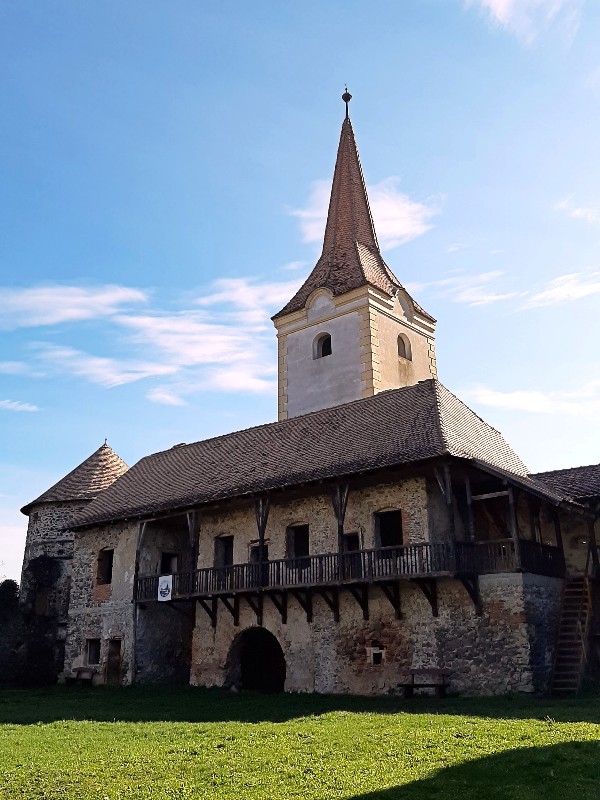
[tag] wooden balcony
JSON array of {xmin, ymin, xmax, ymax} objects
[{"xmin": 136, "ymin": 539, "xmax": 565, "ymax": 604}]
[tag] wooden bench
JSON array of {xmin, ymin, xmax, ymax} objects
[
  {"xmin": 65, "ymin": 666, "xmax": 97, "ymax": 686},
  {"xmin": 398, "ymin": 668, "xmax": 451, "ymax": 698}
]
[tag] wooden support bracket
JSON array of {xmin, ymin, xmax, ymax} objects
[
  {"xmin": 292, "ymin": 589, "xmax": 313, "ymax": 624},
  {"xmin": 459, "ymin": 577, "xmax": 482, "ymax": 615},
  {"xmin": 416, "ymin": 579, "xmax": 438, "ymax": 617},
  {"xmin": 245, "ymin": 594, "xmax": 263, "ymax": 626},
  {"xmin": 316, "ymin": 588, "xmax": 340, "ymax": 622},
  {"xmin": 267, "ymin": 591, "xmax": 288, "ymax": 624},
  {"xmin": 197, "ymin": 597, "xmax": 217, "ymax": 628},
  {"xmin": 220, "ymin": 596, "xmax": 240, "ymax": 626},
  {"xmin": 348, "ymin": 585, "xmax": 369, "ymax": 620},
  {"xmin": 379, "ymin": 582, "xmax": 402, "ymax": 619}
]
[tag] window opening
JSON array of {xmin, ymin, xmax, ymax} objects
[
  {"xmin": 397, "ymin": 334, "xmax": 412, "ymax": 361},
  {"xmin": 86, "ymin": 638, "xmax": 101, "ymax": 665},
  {"xmin": 160, "ymin": 552, "xmax": 179, "ymax": 574},
  {"xmin": 287, "ymin": 525, "xmax": 309, "ymax": 558},
  {"xmin": 314, "ymin": 333, "xmax": 332, "ymax": 359},
  {"xmin": 96, "ymin": 549, "xmax": 114, "ymax": 585},
  {"xmin": 214, "ymin": 536, "xmax": 234, "ymax": 568},
  {"xmin": 367, "ymin": 644, "xmax": 386, "ymax": 666},
  {"xmin": 375, "ymin": 511, "xmax": 403, "ymax": 548}
]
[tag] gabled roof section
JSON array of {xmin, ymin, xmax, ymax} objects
[
  {"xmin": 21, "ymin": 443, "xmax": 129, "ymax": 515},
  {"xmin": 273, "ymin": 111, "xmax": 433, "ymax": 321},
  {"xmin": 71, "ymin": 380, "xmax": 534, "ymax": 530},
  {"xmin": 533, "ymin": 463, "xmax": 600, "ymax": 502}
]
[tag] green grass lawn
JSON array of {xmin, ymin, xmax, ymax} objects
[{"xmin": 0, "ymin": 687, "xmax": 599, "ymax": 799}]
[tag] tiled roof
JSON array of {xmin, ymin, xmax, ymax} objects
[
  {"xmin": 273, "ymin": 117, "xmax": 434, "ymax": 322},
  {"xmin": 72, "ymin": 380, "xmax": 533, "ymax": 530},
  {"xmin": 21, "ymin": 443, "xmax": 129, "ymax": 515},
  {"xmin": 533, "ymin": 464, "xmax": 600, "ymax": 502}
]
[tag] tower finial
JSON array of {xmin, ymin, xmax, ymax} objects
[{"xmin": 342, "ymin": 87, "xmax": 352, "ymax": 119}]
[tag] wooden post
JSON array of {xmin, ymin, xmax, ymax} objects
[
  {"xmin": 331, "ymin": 483, "xmax": 349, "ymax": 580},
  {"xmin": 552, "ymin": 508, "xmax": 564, "ymax": 552},
  {"xmin": 507, "ymin": 486, "xmax": 521, "ymax": 569},
  {"xmin": 186, "ymin": 510, "xmax": 200, "ymax": 572},
  {"xmin": 131, "ymin": 520, "xmax": 147, "ymax": 685},
  {"xmin": 464, "ymin": 474, "xmax": 475, "ymax": 543},
  {"xmin": 443, "ymin": 463, "xmax": 455, "ymax": 539},
  {"xmin": 588, "ymin": 518, "xmax": 599, "ymax": 572},
  {"xmin": 254, "ymin": 496, "xmax": 270, "ymax": 587}
]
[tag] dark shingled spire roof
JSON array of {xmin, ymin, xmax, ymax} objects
[
  {"xmin": 273, "ymin": 111, "xmax": 433, "ymax": 321},
  {"xmin": 21, "ymin": 443, "xmax": 128, "ymax": 515},
  {"xmin": 70, "ymin": 380, "xmax": 548, "ymax": 531}
]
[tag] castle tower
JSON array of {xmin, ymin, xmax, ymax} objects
[
  {"xmin": 19, "ymin": 442, "xmax": 128, "ymax": 679},
  {"xmin": 272, "ymin": 92, "xmax": 437, "ymax": 420}
]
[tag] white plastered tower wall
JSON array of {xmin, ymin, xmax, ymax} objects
[{"xmin": 274, "ymin": 285, "xmax": 437, "ymax": 420}]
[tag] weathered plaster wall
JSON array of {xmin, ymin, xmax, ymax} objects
[
  {"xmin": 190, "ymin": 572, "xmax": 557, "ymax": 696},
  {"xmin": 373, "ymin": 305, "xmax": 436, "ymax": 392}
]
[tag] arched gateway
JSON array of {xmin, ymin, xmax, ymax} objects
[{"xmin": 225, "ymin": 627, "xmax": 286, "ymax": 693}]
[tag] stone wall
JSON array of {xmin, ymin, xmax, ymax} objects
[{"xmin": 190, "ymin": 572, "xmax": 557, "ymax": 695}]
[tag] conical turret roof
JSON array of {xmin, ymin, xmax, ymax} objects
[
  {"xmin": 274, "ymin": 107, "xmax": 432, "ymax": 320},
  {"xmin": 21, "ymin": 442, "xmax": 128, "ymax": 515}
]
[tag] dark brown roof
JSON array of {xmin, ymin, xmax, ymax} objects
[
  {"xmin": 533, "ymin": 464, "xmax": 600, "ymax": 502},
  {"xmin": 273, "ymin": 116, "xmax": 434, "ymax": 322},
  {"xmin": 72, "ymin": 380, "xmax": 533, "ymax": 530},
  {"xmin": 21, "ymin": 443, "xmax": 129, "ymax": 515}
]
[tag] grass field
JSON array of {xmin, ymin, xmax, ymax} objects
[{"xmin": 0, "ymin": 686, "xmax": 599, "ymax": 799}]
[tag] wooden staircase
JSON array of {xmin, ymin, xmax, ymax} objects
[{"xmin": 550, "ymin": 574, "xmax": 592, "ymax": 695}]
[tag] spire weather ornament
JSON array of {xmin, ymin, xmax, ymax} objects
[{"xmin": 342, "ymin": 87, "xmax": 352, "ymax": 118}]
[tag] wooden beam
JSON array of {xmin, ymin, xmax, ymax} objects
[
  {"xmin": 464, "ymin": 475, "xmax": 475, "ymax": 543},
  {"xmin": 443, "ymin": 463, "xmax": 455, "ymax": 539},
  {"xmin": 348, "ymin": 585, "xmax": 369, "ymax": 620},
  {"xmin": 331, "ymin": 484, "xmax": 350, "ymax": 580},
  {"xmin": 433, "ymin": 468, "xmax": 446, "ymax": 500},
  {"xmin": 220, "ymin": 596, "xmax": 240, "ymax": 626},
  {"xmin": 254, "ymin": 496, "xmax": 270, "ymax": 588},
  {"xmin": 416, "ymin": 579, "xmax": 438, "ymax": 617},
  {"xmin": 267, "ymin": 591, "xmax": 288, "ymax": 624},
  {"xmin": 316, "ymin": 588, "xmax": 339, "ymax": 622},
  {"xmin": 506, "ymin": 486, "xmax": 522, "ymax": 569},
  {"xmin": 186, "ymin": 510, "xmax": 200, "ymax": 569},
  {"xmin": 588, "ymin": 519, "xmax": 599, "ymax": 573},
  {"xmin": 471, "ymin": 491, "xmax": 509, "ymax": 501},
  {"xmin": 292, "ymin": 589, "xmax": 313, "ymax": 623},
  {"xmin": 245, "ymin": 594, "xmax": 263, "ymax": 626},
  {"xmin": 459, "ymin": 577, "xmax": 482, "ymax": 615},
  {"xmin": 197, "ymin": 597, "xmax": 217, "ymax": 628},
  {"xmin": 380, "ymin": 582, "xmax": 402, "ymax": 619}
]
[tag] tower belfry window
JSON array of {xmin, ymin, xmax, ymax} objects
[
  {"xmin": 314, "ymin": 333, "xmax": 332, "ymax": 359},
  {"xmin": 397, "ymin": 334, "xmax": 412, "ymax": 361}
]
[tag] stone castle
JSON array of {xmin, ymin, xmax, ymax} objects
[{"xmin": 16, "ymin": 95, "xmax": 600, "ymax": 695}]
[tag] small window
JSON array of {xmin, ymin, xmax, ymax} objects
[
  {"xmin": 86, "ymin": 638, "xmax": 101, "ymax": 665},
  {"xmin": 313, "ymin": 333, "xmax": 332, "ymax": 359},
  {"xmin": 286, "ymin": 525, "xmax": 310, "ymax": 558},
  {"xmin": 375, "ymin": 510, "xmax": 403, "ymax": 549},
  {"xmin": 160, "ymin": 552, "xmax": 179, "ymax": 574},
  {"xmin": 367, "ymin": 644, "xmax": 386, "ymax": 666},
  {"xmin": 214, "ymin": 536, "xmax": 234, "ymax": 568},
  {"xmin": 397, "ymin": 334, "xmax": 412, "ymax": 361},
  {"xmin": 96, "ymin": 549, "xmax": 114, "ymax": 585}
]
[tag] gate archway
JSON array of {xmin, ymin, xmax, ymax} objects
[{"xmin": 225, "ymin": 627, "xmax": 286, "ymax": 693}]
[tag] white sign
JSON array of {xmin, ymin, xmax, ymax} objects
[{"xmin": 157, "ymin": 574, "xmax": 173, "ymax": 602}]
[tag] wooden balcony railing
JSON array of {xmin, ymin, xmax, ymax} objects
[{"xmin": 136, "ymin": 539, "xmax": 565, "ymax": 602}]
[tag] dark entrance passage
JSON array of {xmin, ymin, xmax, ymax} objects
[{"xmin": 225, "ymin": 627, "xmax": 286, "ymax": 693}]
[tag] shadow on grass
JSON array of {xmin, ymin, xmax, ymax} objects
[
  {"xmin": 344, "ymin": 741, "xmax": 600, "ymax": 800},
  {"xmin": 2, "ymin": 685, "xmax": 600, "ymax": 725}
]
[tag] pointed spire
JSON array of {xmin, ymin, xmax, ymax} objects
[
  {"xmin": 273, "ymin": 91, "xmax": 407, "ymax": 319},
  {"xmin": 21, "ymin": 442, "xmax": 129, "ymax": 514}
]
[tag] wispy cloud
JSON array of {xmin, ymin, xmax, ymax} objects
[
  {"xmin": 464, "ymin": 380, "xmax": 600, "ymax": 416},
  {"xmin": 522, "ymin": 272, "xmax": 600, "ymax": 308},
  {"xmin": 290, "ymin": 178, "xmax": 439, "ymax": 250},
  {"xmin": 0, "ymin": 399, "xmax": 39, "ymax": 412},
  {"xmin": 0, "ymin": 285, "xmax": 148, "ymax": 330},
  {"xmin": 466, "ymin": 0, "xmax": 583, "ymax": 45},
  {"xmin": 146, "ymin": 387, "xmax": 188, "ymax": 406},
  {"xmin": 446, "ymin": 242, "xmax": 469, "ymax": 253},
  {"xmin": 0, "ymin": 361, "xmax": 29, "ymax": 375},
  {"xmin": 195, "ymin": 277, "xmax": 302, "ymax": 325},
  {"xmin": 406, "ymin": 270, "xmax": 519, "ymax": 306},
  {"xmin": 555, "ymin": 196, "xmax": 600, "ymax": 225}
]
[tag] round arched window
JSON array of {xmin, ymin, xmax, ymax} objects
[
  {"xmin": 314, "ymin": 333, "xmax": 332, "ymax": 359},
  {"xmin": 397, "ymin": 334, "xmax": 412, "ymax": 361}
]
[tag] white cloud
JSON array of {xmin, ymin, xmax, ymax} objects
[
  {"xmin": 446, "ymin": 242, "xmax": 469, "ymax": 253},
  {"xmin": 290, "ymin": 178, "xmax": 438, "ymax": 251},
  {"xmin": 33, "ymin": 345, "xmax": 178, "ymax": 388},
  {"xmin": 406, "ymin": 270, "xmax": 519, "ymax": 306},
  {"xmin": 555, "ymin": 197, "xmax": 600, "ymax": 224},
  {"xmin": 0, "ymin": 399, "xmax": 39, "ymax": 412},
  {"xmin": 0, "ymin": 285, "xmax": 148, "ymax": 330},
  {"xmin": 0, "ymin": 361, "xmax": 29, "ymax": 375},
  {"xmin": 464, "ymin": 380, "xmax": 600, "ymax": 416},
  {"xmin": 467, "ymin": 0, "xmax": 583, "ymax": 45},
  {"xmin": 146, "ymin": 387, "xmax": 188, "ymax": 406},
  {"xmin": 194, "ymin": 277, "xmax": 303, "ymax": 325},
  {"xmin": 522, "ymin": 272, "xmax": 600, "ymax": 308}
]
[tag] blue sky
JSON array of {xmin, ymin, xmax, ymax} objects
[{"xmin": 2, "ymin": 0, "xmax": 600, "ymax": 579}]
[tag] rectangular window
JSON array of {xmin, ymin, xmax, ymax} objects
[
  {"xmin": 160, "ymin": 552, "xmax": 179, "ymax": 574},
  {"xmin": 286, "ymin": 525, "xmax": 310, "ymax": 559},
  {"xmin": 375, "ymin": 511, "xmax": 403, "ymax": 549},
  {"xmin": 214, "ymin": 536, "xmax": 234, "ymax": 568},
  {"xmin": 250, "ymin": 543, "xmax": 269, "ymax": 563},
  {"xmin": 86, "ymin": 638, "xmax": 101, "ymax": 665},
  {"xmin": 96, "ymin": 549, "xmax": 114, "ymax": 585}
]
